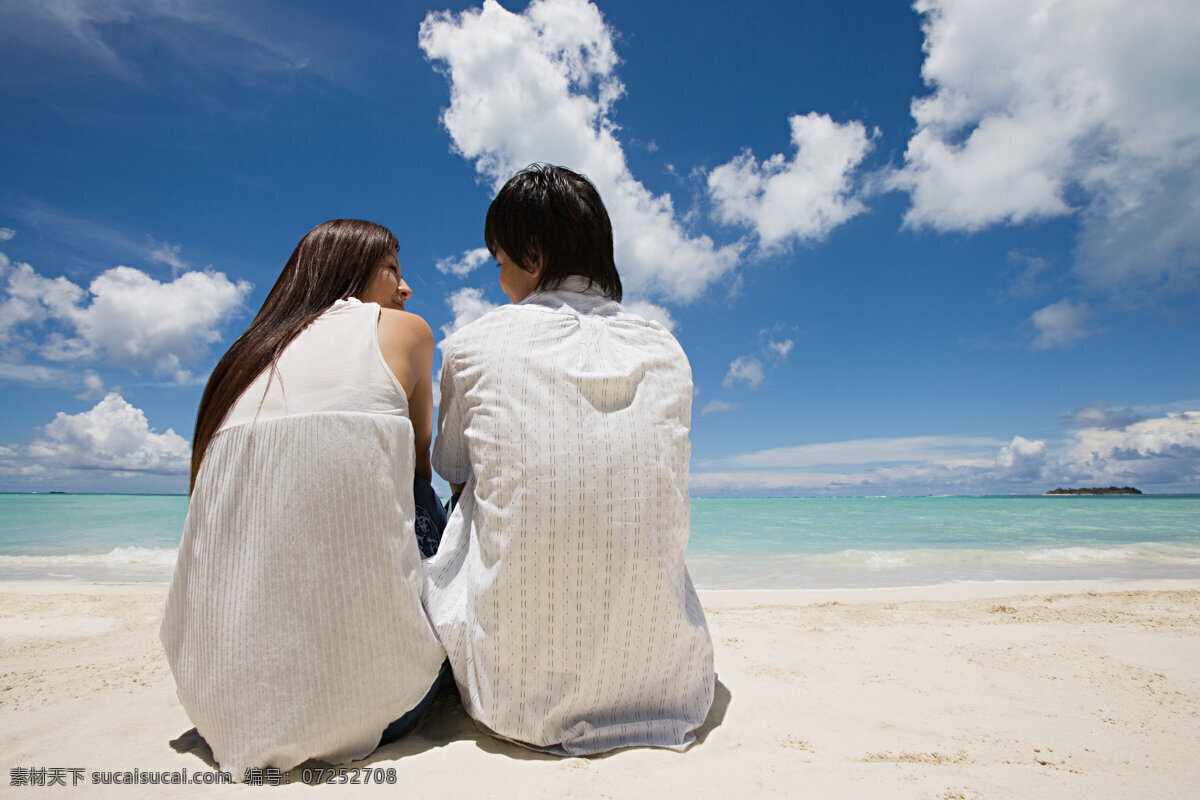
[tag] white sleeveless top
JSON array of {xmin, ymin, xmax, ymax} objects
[
  {"xmin": 220, "ymin": 298, "xmax": 410, "ymax": 428},
  {"xmin": 161, "ymin": 299, "xmax": 445, "ymax": 778}
]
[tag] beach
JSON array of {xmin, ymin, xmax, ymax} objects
[{"xmin": 3, "ymin": 579, "xmax": 1198, "ymax": 798}]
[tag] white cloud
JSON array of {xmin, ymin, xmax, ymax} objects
[
  {"xmin": 0, "ymin": 362, "xmax": 75, "ymax": 386},
  {"xmin": 707, "ymin": 112, "xmax": 873, "ymax": 251},
  {"xmin": 698, "ymin": 399, "xmax": 740, "ymax": 417},
  {"xmin": 0, "ymin": 228, "xmax": 14, "ymax": 242},
  {"xmin": 718, "ymin": 435, "xmax": 1005, "ymax": 470},
  {"xmin": 622, "ymin": 299, "xmax": 675, "ymax": 332},
  {"xmin": 22, "ymin": 393, "xmax": 190, "ymax": 475},
  {"xmin": 1062, "ymin": 402, "xmax": 1143, "ymax": 430},
  {"xmin": 0, "ymin": 0, "xmax": 314, "ymax": 82},
  {"xmin": 436, "ymin": 247, "xmax": 492, "ymax": 278},
  {"xmin": 0, "ymin": 259, "xmax": 86, "ymax": 346},
  {"xmin": 995, "ymin": 435, "xmax": 1049, "ymax": 480},
  {"xmin": 1064, "ymin": 412, "xmax": 1200, "ymax": 463},
  {"xmin": 440, "ymin": 287, "xmax": 501, "ymax": 339},
  {"xmin": 7, "ymin": 206, "xmax": 214, "ymax": 280},
  {"xmin": 1, "ymin": 259, "xmax": 251, "ymax": 382},
  {"xmin": 690, "ymin": 411, "xmax": 1200, "ymax": 496},
  {"xmin": 720, "ymin": 334, "xmax": 793, "ymax": 391},
  {"xmin": 723, "ymin": 356, "xmax": 764, "ymax": 390},
  {"xmin": 691, "ymin": 470, "xmax": 873, "ymax": 493},
  {"xmin": 1030, "ymin": 298, "xmax": 1091, "ymax": 349},
  {"xmin": 419, "ymin": 0, "xmax": 742, "ymax": 302},
  {"xmin": 147, "ymin": 240, "xmax": 187, "ymax": 275},
  {"xmin": 77, "ymin": 370, "xmax": 105, "ymax": 400},
  {"xmin": 1005, "ymin": 249, "xmax": 1053, "ymax": 300},
  {"xmin": 888, "ymin": 0, "xmax": 1200, "ymax": 299},
  {"xmin": 768, "ymin": 339, "xmax": 794, "ymax": 359},
  {"xmin": 1053, "ymin": 412, "xmax": 1200, "ymax": 489}
]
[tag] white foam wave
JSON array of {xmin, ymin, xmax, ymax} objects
[
  {"xmin": 688, "ymin": 541, "xmax": 1200, "ymax": 589},
  {"xmin": 1019, "ymin": 543, "xmax": 1200, "ymax": 564},
  {"xmin": 865, "ymin": 551, "xmax": 908, "ymax": 566},
  {"xmin": 0, "ymin": 546, "xmax": 177, "ymax": 567},
  {"xmin": 801, "ymin": 542, "xmax": 1200, "ymax": 568},
  {"xmin": 0, "ymin": 546, "xmax": 177, "ymax": 581}
]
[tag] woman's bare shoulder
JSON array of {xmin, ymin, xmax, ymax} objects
[{"xmin": 378, "ymin": 308, "xmax": 433, "ymax": 345}]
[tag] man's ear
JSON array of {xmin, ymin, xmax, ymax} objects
[{"xmin": 526, "ymin": 248, "xmax": 546, "ymax": 280}]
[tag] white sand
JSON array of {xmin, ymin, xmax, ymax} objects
[{"xmin": 2, "ymin": 579, "xmax": 1198, "ymax": 798}]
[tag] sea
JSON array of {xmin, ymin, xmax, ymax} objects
[{"xmin": 0, "ymin": 493, "xmax": 1197, "ymax": 590}]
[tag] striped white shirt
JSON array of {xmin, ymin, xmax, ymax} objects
[{"xmin": 427, "ymin": 277, "xmax": 715, "ymax": 754}]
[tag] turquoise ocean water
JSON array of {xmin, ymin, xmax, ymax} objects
[{"xmin": 1, "ymin": 493, "xmax": 1197, "ymax": 589}]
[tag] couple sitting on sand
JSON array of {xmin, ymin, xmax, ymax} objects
[{"xmin": 159, "ymin": 165, "xmax": 716, "ymax": 778}]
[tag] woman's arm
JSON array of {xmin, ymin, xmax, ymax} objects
[{"xmin": 377, "ymin": 309, "xmax": 435, "ymax": 481}]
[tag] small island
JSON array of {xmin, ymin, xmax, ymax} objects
[{"xmin": 1046, "ymin": 486, "xmax": 1142, "ymax": 495}]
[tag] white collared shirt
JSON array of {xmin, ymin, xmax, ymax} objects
[{"xmin": 427, "ymin": 276, "xmax": 715, "ymax": 754}]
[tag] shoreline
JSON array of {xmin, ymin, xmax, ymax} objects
[
  {"xmin": 2, "ymin": 575, "xmax": 1199, "ymax": 594},
  {"xmin": 2, "ymin": 576, "xmax": 1199, "ymax": 602},
  {"xmin": 3, "ymin": 579, "xmax": 1198, "ymax": 797}
]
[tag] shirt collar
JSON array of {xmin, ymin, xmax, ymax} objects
[
  {"xmin": 521, "ymin": 275, "xmax": 603, "ymax": 300},
  {"xmin": 520, "ymin": 275, "xmax": 618, "ymax": 315}
]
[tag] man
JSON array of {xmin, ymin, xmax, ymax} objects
[{"xmin": 426, "ymin": 164, "xmax": 714, "ymax": 754}]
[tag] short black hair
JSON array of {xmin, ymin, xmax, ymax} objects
[{"xmin": 484, "ymin": 164, "xmax": 622, "ymax": 302}]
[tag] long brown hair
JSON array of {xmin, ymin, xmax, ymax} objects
[{"xmin": 190, "ymin": 219, "xmax": 399, "ymax": 490}]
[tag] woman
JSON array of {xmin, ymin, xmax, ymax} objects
[{"xmin": 161, "ymin": 220, "xmax": 446, "ymax": 779}]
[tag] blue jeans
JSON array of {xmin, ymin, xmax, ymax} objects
[
  {"xmin": 378, "ymin": 660, "xmax": 450, "ymax": 744},
  {"xmin": 413, "ymin": 476, "xmax": 446, "ymax": 559},
  {"xmin": 378, "ymin": 480, "xmax": 451, "ymax": 743}
]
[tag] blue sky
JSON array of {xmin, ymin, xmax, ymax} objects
[{"xmin": 1, "ymin": 0, "xmax": 1197, "ymax": 496}]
